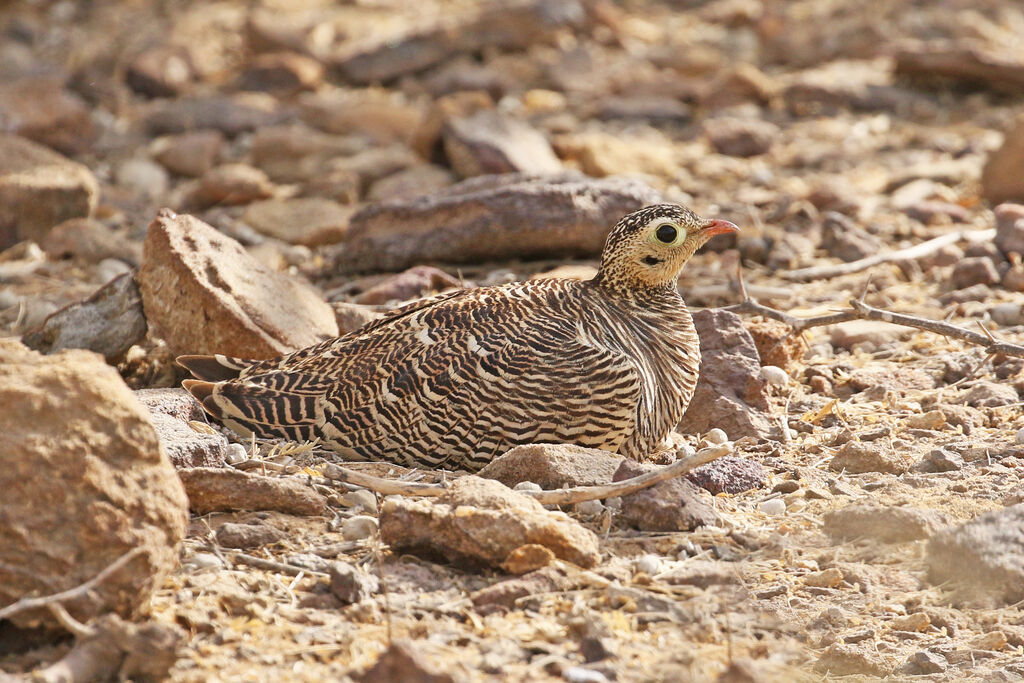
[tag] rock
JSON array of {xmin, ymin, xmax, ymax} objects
[
  {"xmin": 902, "ymin": 650, "xmax": 948, "ymax": 675},
  {"xmin": 744, "ymin": 318, "xmax": 807, "ymax": 371},
  {"xmin": 813, "ymin": 643, "xmax": 891, "ymax": 677},
  {"xmin": 760, "ymin": 365, "xmax": 789, "ymax": 387},
  {"xmin": 443, "ymin": 110, "xmax": 562, "ymax": 178},
  {"xmin": 353, "ymin": 266, "xmax": 462, "ymax": 305},
  {"xmin": 595, "ymin": 95, "xmax": 691, "ymax": 123},
  {"xmin": 983, "ymin": 114, "xmax": 1024, "ymax": 204},
  {"xmin": 1001, "ymin": 267, "xmax": 1024, "ymax": 293},
  {"xmin": 823, "ymin": 505, "xmax": 948, "ymax": 543},
  {"xmin": 187, "ymin": 163, "xmax": 277, "ymax": 209},
  {"xmin": 0, "ymin": 134, "xmax": 99, "ymax": 249},
  {"xmin": 42, "ymin": 218, "xmax": 141, "ymax": 265},
  {"xmin": 333, "ymin": 0, "xmax": 585, "ymax": 84},
  {"xmin": 215, "ymin": 522, "xmax": 286, "ymax": 549},
  {"xmin": 143, "ymin": 95, "xmax": 286, "ymax": 137},
  {"xmin": 829, "ymin": 440, "xmax": 913, "ymax": 474},
  {"xmin": 553, "ymin": 131, "xmax": 679, "ymax": 179},
  {"xmin": 145, "ymin": 411, "xmax": 228, "ymax": 469},
  {"xmin": 962, "ymin": 381, "xmax": 1018, "ymax": 408},
  {"xmin": 804, "ymin": 568, "xmax": 844, "ymax": 588},
  {"xmin": 529, "ymin": 264, "xmax": 598, "ymax": 281},
  {"xmin": 0, "ymin": 340, "xmax": 188, "ymax": 631},
  {"xmin": 134, "ymin": 387, "xmax": 206, "ymax": 423},
  {"xmin": 686, "ymin": 457, "xmax": 766, "ymax": 495},
  {"xmin": 678, "ymin": 309, "xmax": 774, "ymax": 440},
  {"xmin": 378, "ymin": 476, "xmax": 599, "ymax": 570},
  {"xmin": 470, "ymin": 564, "xmax": 578, "ymax": 612},
  {"xmin": 21, "ymin": 273, "xmax": 147, "ymax": 362},
  {"xmin": 333, "ymin": 302, "xmax": 386, "ymax": 334},
  {"xmin": 366, "ymin": 165, "xmax": 455, "ymax": 202},
  {"xmin": 704, "ymin": 117, "xmax": 778, "ymax": 157},
  {"xmin": 927, "ymin": 504, "xmax": 1024, "ymax": 605},
  {"xmin": 298, "ymin": 89, "xmax": 424, "ymax": 145},
  {"xmin": 250, "ymin": 125, "xmax": 368, "ymax": 185},
  {"xmin": 237, "ymin": 52, "xmax": 324, "ymax": 94},
  {"xmin": 829, "ymin": 320, "xmax": 909, "ymax": 351},
  {"xmin": 950, "ymin": 256, "xmax": 1000, "ymax": 289},
  {"xmin": 330, "ymin": 562, "xmax": 379, "ymax": 604},
  {"xmin": 355, "ymin": 640, "xmax": 458, "ymax": 683},
  {"xmin": 342, "ymin": 515, "xmax": 379, "ymax": 541},
  {"xmin": 916, "ymin": 447, "xmax": 964, "ymax": 473},
  {"xmin": 614, "ymin": 460, "xmax": 720, "ymax": 532},
  {"xmin": 904, "ymin": 200, "xmax": 969, "ymax": 225},
  {"xmin": 994, "ymin": 203, "xmax": 1024, "ymax": 258},
  {"xmin": 177, "ymin": 467, "xmax": 327, "ymax": 516},
  {"xmin": 115, "ymin": 158, "xmax": 170, "ymax": 198},
  {"xmin": 327, "ymin": 145, "xmax": 421, "ymax": 191},
  {"xmin": 478, "ymin": 443, "xmax": 625, "ymax": 489},
  {"xmin": 759, "ymin": 498, "xmax": 786, "ymax": 516},
  {"xmin": 331, "ymin": 173, "xmax": 662, "ymax": 273},
  {"xmin": 125, "ymin": 45, "xmax": 196, "ymax": 98},
  {"xmin": 819, "ymin": 212, "xmax": 881, "ymax": 262},
  {"xmin": 0, "ymin": 75, "xmax": 97, "ymax": 155},
  {"xmin": 241, "ymin": 197, "xmax": 353, "ymax": 247},
  {"xmin": 904, "ymin": 410, "xmax": 946, "ymax": 430},
  {"xmin": 501, "ymin": 544, "xmax": 556, "ymax": 575},
  {"xmin": 660, "ymin": 560, "xmax": 738, "ymax": 588},
  {"xmin": 138, "ymin": 210, "xmax": 338, "ymax": 358},
  {"xmin": 895, "ymin": 42, "xmax": 1024, "ymax": 94},
  {"xmin": 152, "ymin": 130, "xmax": 225, "ymax": 178}
]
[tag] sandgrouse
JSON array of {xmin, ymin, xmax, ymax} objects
[{"xmin": 179, "ymin": 204, "xmax": 738, "ymax": 471}]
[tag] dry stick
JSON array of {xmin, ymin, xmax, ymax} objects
[
  {"xmin": 228, "ymin": 552, "xmax": 329, "ymax": 577},
  {"xmin": 321, "ymin": 444, "xmax": 732, "ymax": 504},
  {"xmin": 0, "ymin": 548, "xmax": 144, "ymax": 623},
  {"xmin": 781, "ymin": 228, "xmax": 996, "ymax": 282}
]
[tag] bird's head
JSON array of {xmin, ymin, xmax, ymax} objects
[{"xmin": 593, "ymin": 204, "xmax": 739, "ymax": 295}]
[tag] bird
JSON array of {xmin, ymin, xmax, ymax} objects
[{"xmin": 178, "ymin": 204, "xmax": 738, "ymax": 472}]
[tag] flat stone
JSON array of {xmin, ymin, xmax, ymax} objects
[
  {"xmin": 215, "ymin": 522, "xmax": 286, "ymax": 549},
  {"xmin": 829, "ymin": 440, "xmax": 914, "ymax": 474},
  {"xmin": 614, "ymin": 460, "xmax": 721, "ymax": 532},
  {"xmin": 152, "ymin": 130, "xmax": 225, "ymax": 178},
  {"xmin": 237, "ymin": 51, "xmax": 324, "ymax": 94},
  {"xmin": 187, "ymin": 163, "xmax": 277, "ymax": 209},
  {"xmin": 553, "ymin": 132, "xmax": 679, "ymax": 179},
  {"xmin": 895, "ymin": 42, "xmax": 1024, "ymax": 94},
  {"xmin": 950, "ymin": 256, "xmax": 1000, "ymax": 289},
  {"xmin": 332, "ymin": 302, "xmax": 386, "ymax": 334},
  {"xmin": 0, "ymin": 75, "xmax": 97, "ymax": 155},
  {"xmin": 678, "ymin": 309, "xmax": 774, "ymax": 440},
  {"xmin": 330, "ymin": 172, "xmax": 662, "ymax": 273},
  {"xmin": 824, "ymin": 504, "xmax": 949, "ymax": 543},
  {"xmin": 927, "ymin": 504, "xmax": 1024, "ymax": 605},
  {"xmin": 21, "ymin": 273, "xmax": 147, "ymax": 362},
  {"xmin": 178, "ymin": 467, "xmax": 327, "ymax": 516},
  {"xmin": 830, "ymin": 320, "xmax": 910, "ymax": 350},
  {"xmin": 478, "ymin": 443, "xmax": 625, "ymax": 489},
  {"xmin": 250, "ymin": 124, "xmax": 368, "ymax": 184},
  {"xmin": 298, "ymin": 89, "xmax": 424, "ymax": 145},
  {"xmin": 366, "ymin": 164, "xmax": 455, "ymax": 203},
  {"xmin": 0, "ymin": 134, "xmax": 99, "ymax": 249},
  {"xmin": 137, "ymin": 210, "xmax": 338, "ymax": 358},
  {"xmin": 962, "ymin": 381, "xmax": 1019, "ymax": 408},
  {"xmin": 443, "ymin": 110, "xmax": 562, "ymax": 178},
  {"xmin": 242, "ymin": 197, "xmax": 354, "ymax": 247},
  {"xmin": 143, "ymin": 95, "xmax": 287, "ymax": 137},
  {"xmin": 42, "ymin": 218, "xmax": 141, "ymax": 265},
  {"xmin": 0, "ymin": 339, "xmax": 188, "ymax": 631},
  {"xmin": 379, "ymin": 476, "xmax": 599, "ymax": 570}
]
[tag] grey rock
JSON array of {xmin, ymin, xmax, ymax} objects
[
  {"xmin": 614, "ymin": 460, "xmax": 720, "ymax": 532},
  {"xmin": 443, "ymin": 110, "xmax": 562, "ymax": 178},
  {"xmin": 950, "ymin": 256, "xmax": 1000, "ymax": 289},
  {"xmin": 21, "ymin": 273, "xmax": 147, "ymax": 362},
  {"xmin": 135, "ymin": 387, "xmax": 206, "ymax": 423},
  {"xmin": 915, "ymin": 448, "xmax": 964, "ymax": 473},
  {"xmin": 686, "ymin": 456, "xmax": 766, "ymax": 495},
  {"xmin": 215, "ymin": 522, "xmax": 286, "ymax": 549},
  {"xmin": 901, "ymin": 650, "xmax": 947, "ymax": 675},
  {"xmin": 355, "ymin": 639, "xmax": 458, "ymax": 683},
  {"xmin": 704, "ymin": 117, "xmax": 779, "ymax": 157},
  {"xmin": 329, "ymin": 562, "xmax": 380, "ymax": 604},
  {"xmin": 146, "ymin": 412, "xmax": 228, "ymax": 469},
  {"xmin": 927, "ymin": 504, "xmax": 1024, "ymax": 605},
  {"xmin": 143, "ymin": 95, "xmax": 288, "ymax": 137},
  {"xmin": 479, "ymin": 443, "xmax": 624, "ymax": 489},
  {"xmin": 819, "ymin": 212, "xmax": 881, "ymax": 263},
  {"xmin": 42, "ymin": 218, "xmax": 142, "ymax": 265},
  {"xmin": 829, "ymin": 439, "xmax": 914, "ymax": 474},
  {"xmin": 824, "ymin": 504, "xmax": 949, "ymax": 543},
  {"xmin": 813, "ymin": 642, "xmax": 891, "ymax": 677},
  {"xmin": 995, "ymin": 203, "xmax": 1024, "ymax": 257},
  {"xmin": 962, "ymin": 381, "xmax": 1018, "ymax": 408}
]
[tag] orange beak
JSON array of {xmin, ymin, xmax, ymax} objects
[{"xmin": 701, "ymin": 219, "xmax": 740, "ymax": 237}]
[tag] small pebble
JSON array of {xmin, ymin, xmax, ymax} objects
[
  {"xmin": 563, "ymin": 666, "xmax": 609, "ymax": 683},
  {"xmin": 182, "ymin": 552, "xmax": 224, "ymax": 572},
  {"xmin": 95, "ymin": 258, "xmax": 133, "ymax": 284},
  {"xmin": 341, "ymin": 515, "xmax": 378, "ymax": 541},
  {"xmin": 1016, "ymin": 428, "xmax": 1024, "ymax": 445},
  {"xmin": 514, "ymin": 481, "xmax": 543, "ymax": 492},
  {"xmin": 224, "ymin": 443, "xmax": 248, "ymax": 465},
  {"xmin": 634, "ymin": 554, "xmax": 662, "ymax": 575},
  {"xmin": 759, "ymin": 498, "xmax": 786, "ymax": 516},
  {"xmin": 704, "ymin": 428, "xmax": 728, "ymax": 445},
  {"xmin": 339, "ymin": 488, "xmax": 378, "ymax": 512},
  {"xmin": 760, "ymin": 365, "xmax": 789, "ymax": 387},
  {"xmin": 574, "ymin": 499, "xmax": 603, "ymax": 516}
]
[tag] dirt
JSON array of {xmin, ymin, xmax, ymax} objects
[{"xmin": 2, "ymin": 0, "xmax": 1024, "ymax": 681}]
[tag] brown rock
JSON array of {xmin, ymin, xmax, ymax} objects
[
  {"xmin": 479, "ymin": 443, "xmax": 625, "ymax": 489},
  {"xmin": 704, "ymin": 117, "xmax": 778, "ymax": 157},
  {"xmin": 927, "ymin": 504, "xmax": 1024, "ymax": 605},
  {"xmin": 145, "ymin": 412, "xmax": 228, "ymax": 469},
  {"xmin": 332, "ymin": 302, "xmax": 386, "ymax": 334},
  {"xmin": 299, "ymin": 89, "xmax": 423, "ymax": 145},
  {"xmin": 332, "ymin": 172, "xmax": 662, "ymax": 273},
  {"xmin": 329, "ymin": 562, "xmax": 379, "ymax": 604},
  {"xmin": 251, "ymin": 124, "xmax": 369, "ymax": 184},
  {"xmin": 134, "ymin": 387, "xmax": 207, "ymax": 423},
  {"xmin": 962, "ymin": 380, "xmax": 1018, "ymax": 408},
  {"xmin": 744, "ymin": 318, "xmax": 807, "ymax": 371},
  {"xmin": 819, "ymin": 212, "xmax": 881, "ymax": 262},
  {"xmin": 366, "ymin": 164, "xmax": 455, "ymax": 202},
  {"xmin": 355, "ymin": 640, "xmax": 459, "ymax": 683},
  {"xmin": 470, "ymin": 564, "xmax": 578, "ymax": 612},
  {"xmin": 125, "ymin": 45, "xmax": 196, "ymax": 98},
  {"xmin": 237, "ymin": 52, "xmax": 324, "ymax": 94},
  {"xmin": 814, "ymin": 643, "xmax": 891, "ymax": 677},
  {"xmin": 242, "ymin": 197, "xmax": 353, "ymax": 247},
  {"xmin": 687, "ymin": 457, "xmax": 766, "ymax": 495},
  {"xmin": 678, "ymin": 309, "xmax": 774, "ymax": 440},
  {"xmin": 0, "ymin": 134, "xmax": 99, "ymax": 249},
  {"xmin": 829, "ymin": 440, "xmax": 913, "ymax": 475},
  {"xmin": 353, "ymin": 266, "xmax": 461, "ymax": 305},
  {"xmin": 137, "ymin": 210, "xmax": 338, "ymax": 358},
  {"xmin": 188, "ymin": 163, "xmax": 277, "ymax": 209},
  {"xmin": 0, "ymin": 340, "xmax": 188, "ymax": 630},
  {"xmin": 152, "ymin": 130, "xmax": 225, "ymax": 178},
  {"xmin": 702, "ymin": 64, "xmax": 779, "ymax": 109},
  {"xmin": 177, "ymin": 467, "xmax": 327, "ymax": 515},
  {"xmin": 895, "ymin": 42, "xmax": 1024, "ymax": 94},
  {"xmin": 0, "ymin": 75, "xmax": 97, "ymax": 155},
  {"xmin": 215, "ymin": 522, "xmax": 287, "ymax": 549},
  {"xmin": 553, "ymin": 132, "xmax": 679, "ymax": 178},
  {"xmin": 614, "ymin": 460, "xmax": 720, "ymax": 532},
  {"xmin": 594, "ymin": 95, "xmax": 691, "ymax": 123},
  {"xmin": 950, "ymin": 257, "xmax": 1000, "ymax": 290},
  {"xmin": 500, "ymin": 544, "xmax": 556, "ymax": 575},
  {"xmin": 994, "ymin": 203, "xmax": 1024, "ymax": 258},
  {"xmin": 378, "ymin": 476, "xmax": 599, "ymax": 570},
  {"xmin": 21, "ymin": 273, "xmax": 147, "ymax": 362},
  {"xmin": 443, "ymin": 110, "xmax": 562, "ymax": 178},
  {"xmin": 824, "ymin": 505, "xmax": 949, "ymax": 543},
  {"xmin": 411, "ymin": 91, "xmax": 493, "ymax": 160},
  {"xmin": 42, "ymin": 218, "xmax": 142, "ymax": 265},
  {"xmin": 983, "ymin": 114, "xmax": 1024, "ymax": 204},
  {"xmin": 143, "ymin": 95, "xmax": 286, "ymax": 137},
  {"xmin": 327, "ymin": 145, "xmax": 421, "ymax": 191}
]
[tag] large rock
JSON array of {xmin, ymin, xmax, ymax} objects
[
  {"xmin": 330, "ymin": 173, "xmax": 663, "ymax": 273},
  {"xmin": 678, "ymin": 309, "xmax": 774, "ymax": 440},
  {"xmin": 982, "ymin": 113, "xmax": 1024, "ymax": 204},
  {"xmin": 442, "ymin": 110, "xmax": 562, "ymax": 178},
  {"xmin": 927, "ymin": 504, "xmax": 1024, "ymax": 605},
  {"xmin": 479, "ymin": 443, "xmax": 624, "ymax": 489},
  {"xmin": 0, "ymin": 340, "xmax": 188, "ymax": 630},
  {"xmin": 0, "ymin": 134, "xmax": 99, "ymax": 250},
  {"xmin": 136, "ymin": 388, "xmax": 229, "ymax": 469},
  {"xmin": 138, "ymin": 210, "xmax": 338, "ymax": 358},
  {"xmin": 379, "ymin": 476, "xmax": 599, "ymax": 570},
  {"xmin": 21, "ymin": 273, "xmax": 147, "ymax": 362}
]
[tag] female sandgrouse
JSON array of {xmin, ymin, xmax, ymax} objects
[{"xmin": 179, "ymin": 204, "xmax": 738, "ymax": 471}]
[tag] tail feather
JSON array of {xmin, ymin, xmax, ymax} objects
[
  {"xmin": 177, "ymin": 354, "xmax": 253, "ymax": 382},
  {"xmin": 182, "ymin": 376, "xmax": 322, "ymax": 443}
]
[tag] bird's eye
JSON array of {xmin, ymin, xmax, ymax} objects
[{"xmin": 655, "ymin": 223, "xmax": 679, "ymax": 244}]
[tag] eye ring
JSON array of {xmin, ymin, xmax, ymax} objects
[{"xmin": 655, "ymin": 223, "xmax": 679, "ymax": 244}]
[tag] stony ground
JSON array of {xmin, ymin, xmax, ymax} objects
[{"xmin": 2, "ymin": 0, "xmax": 1024, "ymax": 681}]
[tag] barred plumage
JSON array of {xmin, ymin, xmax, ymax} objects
[{"xmin": 179, "ymin": 204, "xmax": 738, "ymax": 471}]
